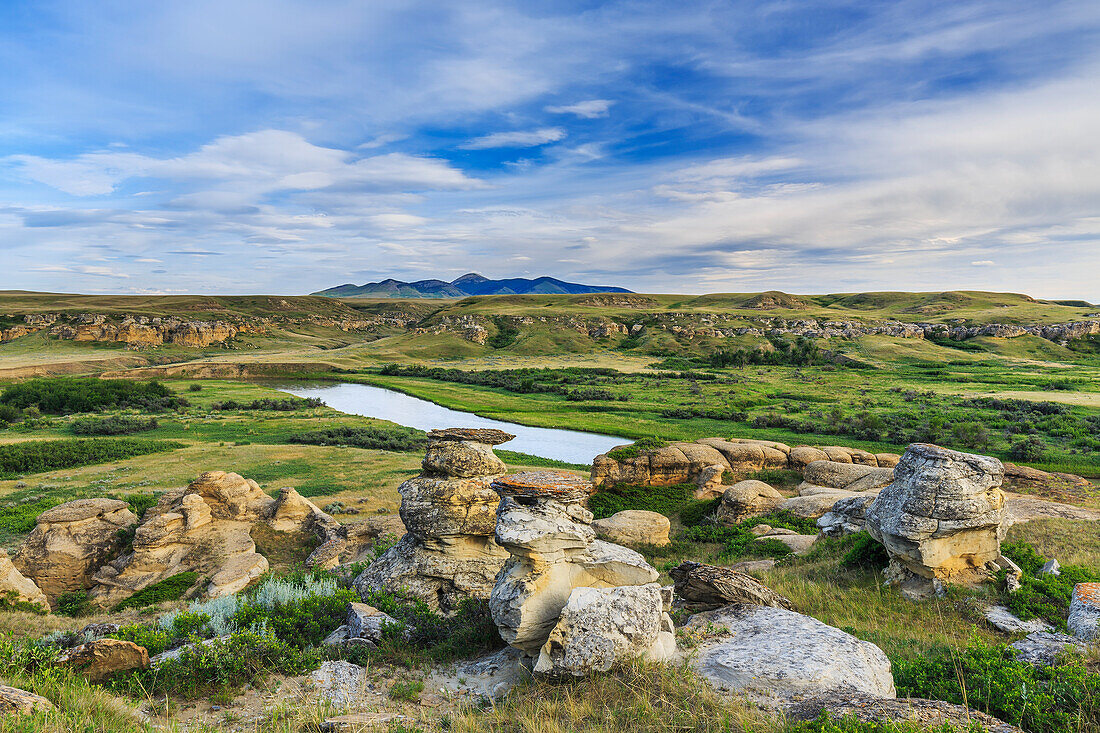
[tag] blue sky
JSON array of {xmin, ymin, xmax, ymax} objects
[{"xmin": 2, "ymin": 0, "xmax": 1099, "ymax": 299}]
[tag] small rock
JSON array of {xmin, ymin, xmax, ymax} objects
[
  {"xmin": 309, "ymin": 660, "xmax": 368, "ymax": 707},
  {"xmin": 669, "ymin": 561, "xmax": 793, "ymax": 612},
  {"xmin": 984, "ymin": 605, "xmax": 1052, "ymax": 634},
  {"xmin": 347, "ymin": 602, "xmax": 404, "ymax": 642},
  {"xmin": 591, "ymin": 510, "xmax": 671, "ymax": 547},
  {"xmin": 57, "ymin": 639, "xmax": 149, "ymax": 681},
  {"xmin": 716, "ymin": 481, "xmax": 784, "ymax": 525},
  {"xmin": 1011, "ymin": 631, "xmax": 1086, "ymax": 666},
  {"xmin": 755, "ymin": 533, "xmax": 817, "ymax": 555},
  {"xmin": 749, "ymin": 524, "xmax": 772, "ymax": 537},
  {"xmin": 1039, "ymin": 559, "xmax": 1061, "ymax": 576},
  {"xmin": 786, "ymin": 691, "xmax": 1022, "ymax": 733}
]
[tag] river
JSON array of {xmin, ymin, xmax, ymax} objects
[{"xmin": 276, "ymin": 381, "xmax": 629, "ymax": 464}]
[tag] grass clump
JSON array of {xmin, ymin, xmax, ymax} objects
[
  {"xmin": 287, "ymin": 425, "xmax": 428, "ymax": 452},
  {"xmin": 0, "ymin": 438, "xmax": 184, "ymax": 478},
  {"xmin": 606, "ymin": 437, "xmax": 667, "ymax": 461},
  {"xmin": 55, "ymin": 591, "xmax": 91, "ymax": 618},
  {"xmin": 113, "ymin": 572, "xmax": 199, "ymax": 611},
  {"xmin": 0, "ymin": 377, "xmax": 185, "ymax": 414},
  {"xmin": 70, "ymin": 415, "xmax": 159, "ymax": 435},
  {"xmin": 589, "ymin": 482, "xmax": 699, "ymax": 519},
  {"xmin": 894, "ymin": 637, "xmax": 1100, "ymax": 733},
  {"xmin": 840, "ymin": 533, "xmax": 890, "ymax": 571}
]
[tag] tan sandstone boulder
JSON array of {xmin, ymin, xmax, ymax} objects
[
  {"xmin": 0, "ymin": 550, "xmax": 49, "ymax": 612},
  {"xmin": 57, "ymin": 639, "xmax": 149, "ymax": 681},
  {"xmin": 715, "ymin": 481, "xmax": 784, "ymax": 525},
  {"xmin": 592, "ymin": 510, "xmax": 671, "ymax": 547},
  {"xmin": 0, "ymin": 685, "xmax": 55, "ymax": 715},
  {"xmin": 802, "ymin": 461, "xmax": 894, "ymax": 491},
  {"xmin": 13, "ymin": 498, "xmax": 137, "ymax": 605}
]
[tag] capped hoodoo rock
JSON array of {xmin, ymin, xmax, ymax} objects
[
  {"xmin": 488, "ymin": 470, "xmax": 675, "ymax": 677},
  {"xmin": 354, "ymin": 428, "xmax": 514, "ymax": 614},
  {"xmin": 865, "ymin": 444, "xmax": 1007, "ymax": 597}
]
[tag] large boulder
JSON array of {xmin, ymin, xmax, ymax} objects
[
  {"xmin": 715, "ymin": 481, "xmax": 784, "ymax": 525},
  {"xmin": 355, "ymin": 428, "xmax": 511, "ymax": 614},
  {"xmin": 686, "ymin": 605, "xmax": 895, "ymax": 707},
  {"xmin": 781, "ymin": 490, "xmax": 856, "ymax": 519},
  {"xmin": 533, "ymin": 584, "xmax": 675, "ymax": 677},
  {"xmin": 865, "ymin": 444, "xmax": 1006, "ymax": 590},
  {"xmin": 56, "ymin": 639, "xmax": 149, "ymax": 681},
  {"xmin": 12, "ymin": 498, "xmax": 137, "ymax": 605},
  {"xmin": 1068, "ymin": 583, "xmax": 1100, "ymax": 641},
  {"xmin": 669, "ymin": 561, "xmax": 793, "ymax": 612},
  {"xmin": 802, "ymin": 461, "xmax": 894, "ymax": 492},
  {"xmin": 591, "ymin": 510, "xmax": 670, "ymax": 547},
  {"xmin": 0, "ymin": 550, "xmax": 49, "ymax": 612}
]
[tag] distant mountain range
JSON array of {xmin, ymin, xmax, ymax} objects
[{"xmin": 312, "ymin": 273, "xmax": 633, "ymax": 298}]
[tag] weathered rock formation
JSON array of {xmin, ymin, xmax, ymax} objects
[
  {"xmin": 13, "ymin": 498, "xmax": 137, "ymax": 606},
  {"xmin": 354, "ymin": 428, "xmax": 513, "ymax": 614},
  {"xmin": 0, "ymin": 550, "xmax": 49, "ymax": 612},
  {"xmin": 801, "ymin": 460, "xmax": 895, "ymax": 493},
  {"xmin": 669, "ymin": 561, "xmax": 793, "ymax": 612},
  {"xmin": 817, "ymin": 494, "xmax": 880, "ymax": 537},
  {"xmin": 89, "ymin": 472, "xmax": 328, "ymax": 607},
  {"xmin": 591, "ymin": 510, "xmax": 670, "ymax": 547},
  {"xmin": 592, "ymin": 437, "xmax": 898, "ymax": 488},
  {"xmin": 488, "ymin": 470, "xmax": 675, "ymax": 676},
  {"xmin": 686, "ymin": 605, "xmax": 895, "ymax": 707},
  {"xmin": 865, "ymin": 444, "xmax": 1006, "ymax": 594}
]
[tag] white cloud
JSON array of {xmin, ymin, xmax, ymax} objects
[
  {"xmin": 460, "ymin": 127, "xmax": 567, "ymax": 150},
  {"xmin": 545, "ymin": 99, "xmax": 614, "ymax": 118},
  {"xmin": 971, "ymin": 260, "xmax": 995, "ymax": 266}
]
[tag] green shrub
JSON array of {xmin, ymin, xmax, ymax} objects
[
  {"xmin": 589, "ymin": 482, "xmax": 695, "ymax": 519},
  {"xmin": 840, "ymin": 533, "xmax": 890, "ymax": 571},
  {"xmin": 0, "ymin": 404, "xmax": 23, "ymax": 423},
  {"xmin": 111, "ymin": 623, "xmax": 172, "ymax": 656},
  {"xmin": 679, "ymin": 524, "xmax": 793, "ymax": 560},
  {"xmin": 287, "ymin": 425, "xmax": 427, "ymax": 452},
  {"xmin": 0, "ymin": 590, "xmax": 48, "ymax": 615},
  {"xmin": 390, "ymin": 678, "xmax": 425, "ymax": 702},
  {"xmin": 113, "ymin": 572, "xmax": 199, "ymax": 612},
  {"xmin": 894, "ymin": 637, "xmax": 1100, "ymax": 733},
  {"xmin": 0, "ymin": 438, "xmax": 183, "ymax": 478},
  {"xmin": 70, "ymin": 415, "xmax": 159, "ymax": 435},
  {"xmin": 999, "ymin": 541, "xmax": 1100, "ymax": 628},
  {"xmin": 607, "ymin": 437, "xmax": 667, "ymax": 461},
  {"xmin": 679, "ymin": 498, "xmax": 720, "ymax": 526},
  {"xmin": 188, "ymin": 383, "xmax": 203, "ymax": 392},
  {"xmin": 0, "ymin": 377, "xmax": 185, "ymax": 414},
  {"xmin": 119, "ymin": 492, "xmax": 161, "ymax": 519},
  {"xmin": 787, "ymin": 712, "xmax": 983, "ymax": 733},
  {"xmin": 132, "ymin": 628, "xmax": 319, "ymax": 698},
  {"xmin": 0, "ymin": 497, "xmax": 62, "ymax": 534},
  {"xmin": 211, "ymin": 397, "xmax": 322, "ymax": 411},
  {"xmin": 488, "ymin": 316, "xmax": 519, "ymax": 349},
  {"xmin": 1009, "ymin": 435, "xmax": 1047, "ymax": 462},
  {"xmin": 56, "ymin": 591, "xmax": 91, "ymax": 618}
]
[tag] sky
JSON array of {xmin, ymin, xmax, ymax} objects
[{"xmin": 1, "ymin": 0, "xmax": 1099, "ymax": 300}]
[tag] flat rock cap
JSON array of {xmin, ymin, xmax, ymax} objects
[
  {"xmin": 37, "ymin": 498, "xmax": 129, "ymax": 524},
  {"xmin": 492, "ymin": 470, "xmax": 592, "ymax": 500},
  {"xmin": 427, "ymin": 428, "xmax": 515, "ymax": 445}
]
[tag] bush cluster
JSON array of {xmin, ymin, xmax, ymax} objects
[
  {"xmin": 999, "ymin": 541, "xmax": 1100, "ymax": 627},
  {"xmin": 894, "ymin": 637, "xmax": 1100, "ymax": 733},
  {"xmin": 0, "ymin": 377, "xmax": 186, "ymax": 414},
  {"xmin": 287, "ymin": 425, "xmax": 428, "ymax": 452},
  {"xmin": 113, "ymin": 572, "xmax": 199, "ymax": 612},
  {"xmin": 606, "ymin": 437, "xmax": 667, "ymax": 461},
  {"xmin": 0, "ymin": 438, "xmax": 183, "ymax": 478},
  {"xmin": 70, "ymin": 415, "xmax": 159, "ymax": 435},
  {"xmin": 211, "ymin": 397, "xmax": 322, "ymax": 411}
]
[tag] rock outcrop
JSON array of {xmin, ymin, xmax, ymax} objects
[
  {"xmin": 89, "ymin": 471, "xmax": 328, "ymax": 607},
  {"xmin": 0, "ymin": 550, "xmax": 49, "ymax": 612},
  {"xmin": 865, "ymin": 444, "xmax": 1007, "ymax": 595},
  {"xmin": 13, "ymin": 498, "xmax": 137, "ymax": 606},
  {"xmin": 591, "ymin": 510, "xmax": 670, "ymax": 547},
  {"xmin": 817, "ymin": 494, "xmax": 880, "ymax": 537},
  {"xmin": 686, "ymin": 605, "xmax": 895, "ymax": 707},
  {"xmin": 669, "ymin": 561, "xmax": 793, "ymax": 612},
  {"xmin": 354, "ymin": 428, "xmax": 513, "ymax": 614},
  {"xmin": 801, "ymin": 461, "xmax": 895, "ymax": 493},
  {"xmin": 488, "ymin": 470, "xmax": 674, "ymax": 676},
  {"xmin": 592, "ymin": 437, "xmax": 898, "ymax": 488}
]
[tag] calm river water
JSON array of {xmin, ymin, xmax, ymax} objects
[{"xmin": 276, "ymin": 381, "xmax": 628, "ymax": 464}]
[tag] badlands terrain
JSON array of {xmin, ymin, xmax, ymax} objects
[{"xmin": 0, "ymin": 288, "xmax": 1096, "ymax": 732}]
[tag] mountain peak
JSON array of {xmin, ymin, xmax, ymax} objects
[{"xmin": 452, "ymin": 273, "xmax": 489, "ymax": 285}]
